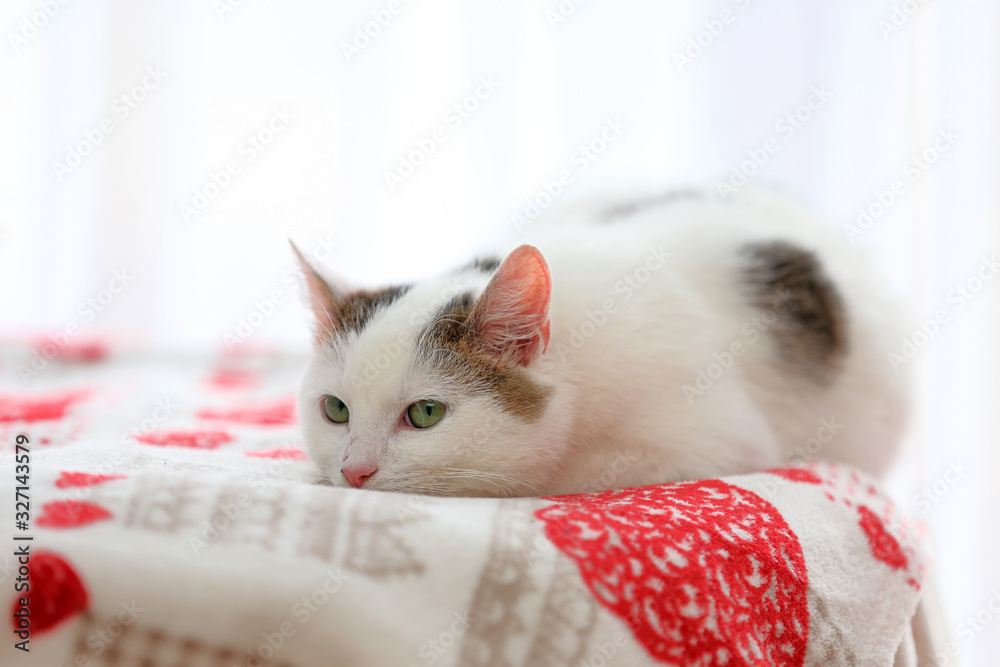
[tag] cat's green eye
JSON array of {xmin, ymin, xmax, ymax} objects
[
  {"xmin": 322, "ymin": 395, "xmax": 350, "ymax": 424},
  {"xmin": 407, "ymin": 400, "xmax": 446, "ymax": 429}
]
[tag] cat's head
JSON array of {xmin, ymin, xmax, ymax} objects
[{"xmin": 293, "ymin": 243, "xmax": 569, "ymax": 497}]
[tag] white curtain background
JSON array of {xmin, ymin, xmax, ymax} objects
[{"xmin": 1, "ymin": 1, "xmax": 998, "ymax": 663}]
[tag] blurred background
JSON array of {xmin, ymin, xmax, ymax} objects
[{"xmin": 1, "ymin": 0, "xmax": 997, "ymax": 663}]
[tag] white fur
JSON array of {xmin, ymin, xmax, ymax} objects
[{"xmin": 298, "ymin": 189, "xmax": 910, "ymax": 496}]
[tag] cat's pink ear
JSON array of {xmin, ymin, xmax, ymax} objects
[
  {"xmin": 290, "ymin": 240, "xmax": 341, "ymax": 344},
  {"xmin": 470, "ymin": 245, "xmax": 552, "ymax": 365}
]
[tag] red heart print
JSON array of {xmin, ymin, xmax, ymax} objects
[
  {"xmin": 10, "ymin": 551, "xmax": 89, "ymax": 634},
  {"xmin": 768, "ymin": 468, "xmax": 823, "ymax": 485},
  {"xmin": 134, "ymin": 430, "xmax": 234, "ymax": 449},
  {"xmin": 857, "ymin": 505, "xmax": 908, "ymax": 571},
  {"xmin": 245, "ymin": 447, "xmax": 308, "ymax": 460},
  {"xmin": 55, "ymin": 472, "xmax": 126, "ymax": 488},
  {"xmin": 770, "ymin": 464, "xmax": 915, "ymax": 577},
  {"xmin": 37, "ymin": 500, "xmax": 113, "ymax": 529},
  {"xmin": 536, "ymin": 480, "xmax": 809, "ymax": 666},
  {"xmin": 197, "ymin": 396, "xmax": 297, "ymax": 426},
  {"xmin": 206, "ymin": 368, "xmax": 260, "ymax": 389},
  {"xmin": 32, "ymin": 338, "xmax": 108, "ymax": 363},
  {"xmin": 0, "ymin": 391, "xmax": 88, "ymax": 423}
]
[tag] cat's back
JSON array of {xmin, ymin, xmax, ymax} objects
[{"xmin": 515, "ymin": 188, "xmax": 909, "ymax": 484}]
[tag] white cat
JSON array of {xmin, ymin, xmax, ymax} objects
[{"xmin": 293, "ymin": 188, "xmax": 910, "ymax": 497}]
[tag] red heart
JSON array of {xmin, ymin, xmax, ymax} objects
[
  {"xmin": 245, "ymin": 447, "xmax": 308, "ymax": 460},
  {"xmin": 0, "ymin": 391, "xmax": 88, "ymax": 423},
  {"xmin": 33, "ymin": 338, "xmax": 108, "ymax": 363},
  {"xmin": 769, "ymin": 464, "xmax": 912, "ymax": 575},
  {"xmin": 197, "ymin": 396, "xmax": 297, "ymax": 426},
  {"xmin": 768, "ymin": 468, "xmax": 823, "ymax": 485},
  {"xmin": 536, "ymin": 480, "xmax": 809, "ymax": 666},
  {"xmin": 10, "ymin": 551, "xmax": 89, "ymax": 634},
  {"xmin": 206, "ymin": 368, "xmax": 260, "ymax": 389},
  {"xmin": 857, "ymin": 505, "xmax": 908, "ymax": 570},
  {"xmin": 37, "ymin": 500, "xmax": 113, "ymax": 529},
  {"xmin": 55, "ymin": 472, "xmax": 126, "ymax": 489},
  {"xmin": 134, "ymin": 430, "xmax": 234, "ymax": 449}
]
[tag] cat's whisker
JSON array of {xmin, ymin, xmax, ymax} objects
[
  {"xmin": 426, "ymin": 467, "xmax": 542, "ymax": 497},
  {"xmin": 421, "ymin": 472, "xmax": 510, "ymax": 496},
  {"xmin": 308, "ymin": 292, "xmax": 339, "ymax": 343},
  {"xmin": 419, "ymin": 472, "xmax": 503, "ymax": 494}
]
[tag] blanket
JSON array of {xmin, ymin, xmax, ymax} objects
[{"xmin": 0, "ymin": 342, "xmax": 928, "ymax": 666}]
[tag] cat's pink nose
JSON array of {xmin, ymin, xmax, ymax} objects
[{"xmin": 342, "ymin": 464, "xmax": 377, "ymax": 488}]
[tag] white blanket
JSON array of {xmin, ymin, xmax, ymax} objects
[{"xmin": 0, "ymin": 345, "xmax": 928, "ymax": 666}]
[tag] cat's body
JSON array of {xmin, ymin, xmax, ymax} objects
[{"xmin": 295, "ymin": 189, "xmax": 909, "ymax": 497}]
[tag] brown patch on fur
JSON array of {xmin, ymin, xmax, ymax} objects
[
  {"xmin": 338, "ymin": 285, "xmax": 411, "ymax": 333},
  {"xmin": 741, "ymin": 241, "xmax": 848, "ymax": 379},
  {"xmin": 419, "ymin": 293, "xmax": 553, "ymax": 422},
  {"xmin": 461, "ymin": 256, "xmax": 502, "ymax": 274}
]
